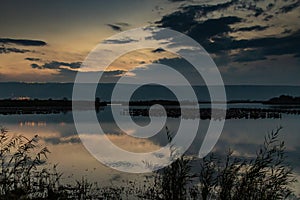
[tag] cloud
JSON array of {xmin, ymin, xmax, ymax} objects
[
  {"xmin": 107, "ymin": 24, "xmax": 122, "ymax": 31},
  {"xmin": 0, "ymin": 37, "xmax": 46, "ymax": 55},
  {"xmin": 202, "ymin": 30, "xmax": 300, "ymax": 65},
  {"xmin": 0, "ymin": 46, "xmax": 31, "ymax": 54},
  {"xmin": 156, "ymin": 1, "xmax": 245, "ymax": 40},
  {"xmin": 31, "ymin": 61, "xmax": 82, "ymax": 70},
  {"xmin": 187, "ymin": 16, "xmax": 242, "ymax": 42},
  {"xmin": 107, "ymin": 22, "xmax": 129, "ymax": 32},
  {"xmin": 233, "ymin": 49, "xmax": 267, "ymax": 63},
  {"xmin": 150, "ymin": 0, "xmax": 300, "ymax": 80},
  {"xmin": 279, "ymin": 1, "xmax": 300, "ymax": 13},
  {"xmin": 263, "ymin": 14, "xmax": 273, "ymax": 21},
  {"xmin": 207, "ymin": 30, "xmax": 295, "ymax": 52},
  {"xmin": 25, "ymin": 57, "xmax": 41, "ymax": 61},
  {"xmin": 156, "ymin": 1, "xmax": 237, "ymax": 33},
  {"xmin": 151, "ymin": 48, "xmax": 166, "ymax": 53},
  {"xmin": 150, "ymin": 57, "xmax": 206, "ymax": 85},
  {"xmin": 44, "ymin": 136, "xmax": 81, "ymax": 145},
  {"xmin": 154, "ymin": 1, "xmax": 238, "ymax": 33},
  {"xmin": 29, "ymin": 60, "xmax": 126, "ymax": 82},
  {"xmin": 102, "ymin": 37, "xmax": 138, "ymax": 44},
  {"xmin": 101, "ymin": 70, "xmax": 125, "ymax": 77},
  {"xmin": 266, "ymin": 3, "xmax": 274, "ymax": 10},
  {"xmin": 0, "ymin": 38, "xmax": 47, "ymax": 46},
  {"xmin": 235, "ymin": 25, "xmax": 268, "ymax": 32},
  {"xmin": 156, "ymin": 0, "xmax": 300, "ymax": 59}
]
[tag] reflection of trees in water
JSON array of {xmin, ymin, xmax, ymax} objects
[{"xmin": 123, "ymin": 107, "xmax": 300, "ymax": 120}]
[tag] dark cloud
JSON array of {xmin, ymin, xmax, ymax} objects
[
  {"xmin": 151, "ymin": 48, "xmax": 166, "ymax": 53},
  {"xmin": 259, "ymin": 31, "xmax": 300, "ymax": 56},
  {"xmin": 0, "ymin": 46, "xmax": 31, "ymax": 54},
  {"xmin": 155, "ymin": 0, "xmax": 300, "ymax": 65},
  {"xmin": 102, "ymin": 70, "xmax": 126, "ymax": 77},
  {"xmin": 25, "ymin": 57, "xmax": 41, "ymax": 61},
  {"xmin": 0, "ymin": 37, "xmax": 46, "ymax": 55},
  {"xmin": 0, "ymin": 38, "xmax": 46, "ymax": 46},
  {"xmin": 31, "ymin": 61, "xmax": 81, "ymax": 70},
  {"xmin": 213, "ymin": 49, "xmax": 267, "ymax": 65},
  {"xmin": 181, "ymin": 0, "xmax": 239, "ymax": 16},
  {"xmin": 200, "ymin": 28, "xmax": 300, "ymax": 57},
  {"xmin": 148, "ymin": 53, "xmax": 300, "ymax": 85},
  {"xmin": 232, "ymin": 1, "xmax": 267, "ymax": 17},
  {"xmin": 263, "ymin": 14, "xmax": 273, "ymax": 21},
  {"xmin": 107, "ymin": 22, "xmax": 129, "ymax": 32},
  {"xmin": 211, "ymin": 51, "xmax": 231, "ymax": 66},
  {"xmin": 251, "ymin": 6, "xmax": 263, "ymax": 17},
  {"xmin": 31, "ymin": 64, "xmax": 42, "ymax": 69},
  {"xmin": 156, "ymin": 10, "xmax": 196, "ymax": 33},
  {"xmin": 187, "ymin": 16, "xmax": 242, "ymax": 42},
  {"xmin": 279, "ymin": 1, "xmax": 300, "ymax": 13},
  {"xmin": 266, "ymin": 3, "xmax": 275, "ymax": 10},
  {"xmin": 30, "ymin": 60, "xmax": 126, "ymax": 82},
  {"xmin": 152, "ymin": 15, "xmax": 242, "ymax": 48},
  {"xmin": 156, "ymin": 0, "xmax": 300, "ymax": 60},
  {"xmin": 282, "ymin": 29, "xmax": 292, "ymax": 34},
  {"xmin": 236, "ymin": 25, "xmax": 268, "ymax": 32},
  {"xmin": 107, "ymin": 24, "xmax": 122, "ymax": 31},
  {"xmin": 156, "ymin": 1, "xmax": 238, "ymax": 33},
  {"xmin": 233, "ymin": 50, "xmax": 267, "ymax": 63}
]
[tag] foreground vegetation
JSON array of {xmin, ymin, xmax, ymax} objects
[{"xmin": 0, "ymin": 126, "xmax": 298, "ymax": 199}]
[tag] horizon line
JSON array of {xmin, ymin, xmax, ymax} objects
[{"xmin": 1, "ymin": 81, "xmax": 300, "ymax": 87}]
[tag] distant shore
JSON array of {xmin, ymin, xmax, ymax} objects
[
  {"xmin": 0, "ymin": 99, "xmax": 107, "ymax": 114},
  {"xmin": 0, "ymin": 95, "xmax": 300, "ymax": 117}
]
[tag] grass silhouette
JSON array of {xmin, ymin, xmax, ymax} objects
[{"xmin": 0, "ymin": 126, "xmax": 297, "ymax": 199}]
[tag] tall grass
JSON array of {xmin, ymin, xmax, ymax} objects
[
  {"xmin": 141, "ymin": 127, "xmax": 297, "ymax": 200},
  {"xmin": 0, "ymin": 126, "xmax": 297, "ymax": 199}
]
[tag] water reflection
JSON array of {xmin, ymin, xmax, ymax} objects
[{"xmin": 0, "ymin": 105, "xmax": 299, "ymax": 192}]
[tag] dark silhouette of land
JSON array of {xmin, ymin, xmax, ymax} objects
[
  {"xmin": 126, "ymin": 95, "xmax": 300, "ymax": 106},
  {"xmin": 1, "ymin": 95, "xmax": 300, "ymax": 117},
  {"xmin": 0, "ymin": 98, "xmax": 107, "ymax": 114},
  {"xmin": 264, "ymin": 95, "xmax": 300, "ymax": 105}
]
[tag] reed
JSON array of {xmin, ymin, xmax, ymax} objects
[{"xmin": 0, "ymin": 126, "xmax": 297, "ymax": 199}]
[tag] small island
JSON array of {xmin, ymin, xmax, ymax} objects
[{"xmin": 264, "ymin": 95, "xmax": 300, "ymax": 105}]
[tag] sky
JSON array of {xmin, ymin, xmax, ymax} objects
[{"xmin": 0, "ymin": 0, "xmax": 299, "ymax": 85}]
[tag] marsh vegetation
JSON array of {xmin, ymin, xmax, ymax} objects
[{"xmin": 0, "ymin": 126, "xmax": 297, "ymax": 199}]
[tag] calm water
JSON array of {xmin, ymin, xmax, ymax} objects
[{"xmin": 0, "ymin": 105, "xmax": 300, "ymax": 192}]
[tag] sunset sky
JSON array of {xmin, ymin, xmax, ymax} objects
[{"xmin": 0, "ymin": 0, "xmax": 299, "ymax": 85}]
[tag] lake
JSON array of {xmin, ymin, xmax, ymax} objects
[{"xmin": 0, "ymin": 104, "xmax": 299, "ymax": 194}]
